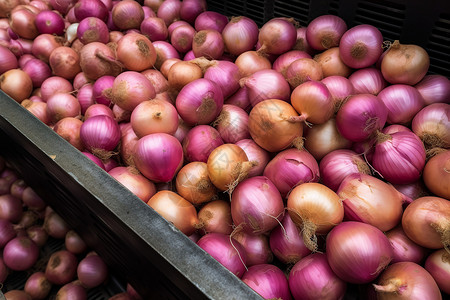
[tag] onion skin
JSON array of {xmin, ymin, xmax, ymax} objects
[
  {"xmin": 213, "ymin": 104, "xmax": 250, "ymax": 144},
  {"xmin": 44, "ymin": 211, "xmax": 70, "ymax": 239},
  {"xmin": 55, "ymin": 281, "xmax": 88, "ymax": 300},
  {"xmin": 385, "ymin": 225, "xmax": 428, "ymax": 264},
  {"xmin": 415, "ymin": 74, "xmax": 450, "ymax": 105},
  {"xmin": 242, "ymin": 264, "xmax": 291, "ymax": 300},
  {"xmin": 326, "ymin": 221, "xmax": 393, "ymax": 284},
  {"xmin": 77, "ymin": 253, "xmax": 109, "ymax": 288},
  {"xmin": 314, "ymin": 47, "xmax": 352, "ymax": 77},
  {"xmin": 402, "ymin": 196, "xmax": 450, "ymax": 250},
  {"xmin": 373, "ymin": 262, "xmax": 442, "ymax": 300},
  {"xmin": 235, "ymin": 50, "xmax": 272, "ymax": 78},
  {"xmin": 233, "ymin": 232, "xmax": 273, "ymax": 266},
  {"xmin": 3, "ymin": 236, "xmax": 39, "ymax": 271},
  {"xmin": 175, "ymin": 162, "xmax": 217, "ymax": 205},
  {"xmin": 0, "ymin": 68, "xmax": 33, "ymax": 103},
  {"xmin": 182, "ymin": 125, "xmax": 224, "ymax": 163},
  {"xmin": 130, "ymin": 99, "xmax": 179, "ymax": 137},
  {"xmin": 289, "ymin": 253, "xmax": 347, "ymax": 300},
  {"xmin": 45, "ymin": 250, "xmax": 78, "ymax": 285},
  {"xmin": 24, "ymin": 271, "xmax": 52, "ymax": 300},
  {"xmin": 108, "ymin": 166, "xmax": 156, "ymax": 203},
  {"xmin": 348, "ymin": 67, "xmax": 387, "ymax": 96},
  {"xmin": 197, "ymin": 200, "xmax": 233, "ymax": 235},
  {"xmin": 221, "ymin": 16, "xmax": 259, "ymax": 56},
  {"xmin": 4, "ymin": 290, "xmax": 32, "ymax": 300},
  {"xmin": 425, "ymin": 249, "xmax": 450, "ymax": 294},
  {"xmin": 0, "ymin": 194, "xmax": 23, "ymax": 223},
  {"xmin": 412, "ymin": 103, "xmax": 450, "ymax": 150},
  {"xmin": 116, "ymin": 32, "xmax": 156, "ymax": 71},
  {"xmin": 423, "ymin": 150, "xmax": 450, "ymax": 200},
  {"xmin": 235, "ymin": 139, "xmax": 270, "ymax": 178},
  {"xmin": 65, "ymin": 229, "xmax": 88, "ymax": 255}
]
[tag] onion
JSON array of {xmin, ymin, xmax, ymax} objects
[
  {"xmin": 22, "ymin": 185, "xmax": 46, "ymax": 211},
  {"xmin": 306, "ymin": 14, "xmax": 347, "ymax": 51},
  {"xmin": 111, "ymin": 71, "xmax": 156, "ymax": 112},
  {"xmin": 134, "ymin": 133, "xmax": 183, "ymax": 182},
  {"xmin": 44, "ymin": 210, "xmax": 70, "ymax": 239},
  {"xmin": 373, "ymin": 262, "xmax": 442, "ymax": 299},
  {"xmin": 235, "ymin": 139, "xmax": 270, "ymax": 178},
  {"xmin": 3, "ymin": 236, "xmax": 39, "ymax": 271},
  {"xmin": 27, "ymin": 225, "xmax": 48, "ymax": 247},
  {"xmin": 291, "ymin": 80, "xmax": 334, "ymax": 125},
  {"xmin": 196, "ymin": 232, "xmax": 247, "ymax": 278},
  {"xmin": 338, "ymin": 173, "xmax": 405, "ymax": 231},
  {"xmin": 381, "ymin": 40, "xmax": 430, "ymax": 85},
  {"xmin": 131, "ymin": 99, "xmax": 178, "ymax": 138},
  {"xmin": 386, "ymin": 225, "xmax": 428, "ymax": 264},
  {"xmin": 192, "ymin": 29, "xmax": 224, "ymax": 60},
  {"xmin": 425, "ymin": 249, "xmax": 450, "ymax": 294},
  {"xmin": 9, "ymin": 6, "xmax": 39, "ymax": 40},
  {"xmin": 77, "ymin": 253, "xmax": 108, "ymax": 288},
  {"xmin": 182, "ymin": 125, "xmax": 224, "ymax": 163},
  {"xmin": 231, "ymin": 176, "xmax": 284, "ymax": 235},
  {"xmin": 272, "ymin": 50, "xmax": 311, "ymax": 77},
  {"xmin": 339, "ymin": 24, "xmax": 383, "ymax": 69},
  {"xmin": 402, "ymin": 196, "xmax": 450, "ymax": 249},
  {"xmin": 3, "ymin": 290, "xmax": 32, "ymax": 300},
  {"xmin": 21, "ymin": 58, "xmax": 51, "ymax": 88},
  {"xmin": 35, "ymin": 10, "xmax": 65, "ymax": 35},
  {"xmin": 140, "ymin": 17, "xmax": 169, "ymax": 42},
  {"xmin": 0, "ymin": 168, "xmax": 19, "ymax": 195},
  {"xmin": 233, "ymin": 232, "xmax": 272, "ymax": 266},
  {"xmin": 242, "ymin": 69, "xmax": 291, "ymax": 106},
  {"xmin": 167, "ymin": 60, "xmax": 203, "ymax": 91},
  {"xmin": 314, "ymin": 47, "xmax": 352, "ymax": 77},
  {"xmin": 175, "ymin": 162, "xmax": 216, "ymax": 205},
  {"xmin": 112, "ymin": 0, "xmax": 144, "ymax": 30},
  {"xmin": 170, "ymin": 24, "xmax": 195, "ymax": 53},
  {"xmin": 24, "ymin": 272, "xmax": 52, "ymax": 300},
  {"xmin": 119, "ymin": 123, "xmax": 138, "ymax": 166},
  {"xmin": 80, "ymin": 115, "xmax": 120, "ymax": 157},
  {"xmin": 423, "ymin": 150, "xmax": 450, "ymax": 199},
  {"xmin": 14, "ymin": 210, "xmax": 39, "ymax": 231},
  {"xmin": 269, "ymin": 213, "xmax": 311, "ymax": 265},
  {"xmin": 0, "ymin": 194, "xmax": 23, "ymax": 223},
  {"xmin": 76, "ymin": 16, "xmax": 109, "ymax": 45},
  {"xmin": 79, "ymin": 42, "xmax": 122, "ymax": 80},
  {"xmin": 46, "ymin": 93, "xmax": 81, "ymax": 123},
  {"xmin": 242, "ymin": 264, "xmax": 291, "ymax": 300},
  {"xmin": 117, "ymin": 32, "xmax": 156, "ymax": 72},
  {"xmin": 141, "ymin": 69, "xmax": 169, "ymax": 94},
  {"xmin": 0, "ymin": 68, "xmax": 33, "ymax": 103},
  {"xmin": 45, "ymin": 250, "xmax": 78, "ymax": 285},
  {"xmin": 108, "ymin": 166, "xmax": 156, "ymax": 203},
  {"xmin": 213, "ymin": 104, "xmax": 249, "ymax": 144},
  {"xmin": 0, "ymin": 219, "xmax": 16, "ymax": 248},
  {"xmin": 285, "ymin": 58, "xmax": 323, "ymax": 88},
  {"xmin": 258, "ymin": 17, "xmax": 297, "ymax": 55},
  {"xmin": 180, "ymin": 0, "xmax": 205, "ymax": 24},
  {"xmin": 153, "ymin": 41, "xmax": 180, "ymax": 69},
  {"xmin": 0, "ymin": 0, "xmax": 19, "ymax": 17},
  {"xmin": 194, "ymin": 11, "xmax": 228, "ymax": 33},
  {"xmin": 202, "ymin": 60, "xmax": 240, "ymax": 99},
  {"xmin": 412, "ymin": 103, "xmax": 450, "ymax": 149},
  {"xmin": 197, "ymin": 199, "xmax": 232, "ymax": 235},
  {"xmin": 289, "ymin": 253, "xmax": 347, "ymax": 300},
  {"xmin": 147, "ymin": 190, "xmax": 198, "ymax": 235},
  {"xmin": 65, "ymin": 230, "xmax": 88, "ymax": 254},
  {"xmin": 221, "ymin": 16, "xmax": 258, "ymax": 56},
  {"xmin": 336, "ymin": 93, "xmax": 388, "ymax": 142},
  {"xmin": 235, "ymin": 50, "xmax": 272, "ymax": 78},
  {"xmin": 348, "ymin": 67, "xmax": 386, "ymax": 96},
  {"xmin": 83, "ymin": 151, "xmax": 106, "ymax": 170},
  {"xmin": 92, "ymin": 75, "xmax": 114, "ymax": 107},
  {"xmin": 156, "ymin": 0, "xmax": 181, "ymax": 26},
  {"xmin": 0, "ymin": 45, "xmax": 18, "ymax": 75},
  {"xmin": 372, "ymin": 130, "xmax": 426, "ymax": 185},
  {"xmin": 40, "ymin": 76, "xmax": 73, "ymax": 102},
  {"xmin": 53, "ymin": 117, "xmax": 84, "ymax": 151},
  {"xmin": 55, "ymin": 281, "xmax": 87, "ymax": 300},
  {"xmin": 263, "ymin": 148, "xmax": 319, "ymax": 198},
  {"xmin": 287, "ymin": 182, "xmax": 344, "ymax": 251},
  {"xmin": 415, "ymin": 74, "xmax": 450, "ymax": 105},
  {"xmin": 84, "ymin": 103, "xmax": 114, "ymax": 120},
  {"xmin": 225, "ymin": 87, "xmax": 251, "ymax": 112},
  {"xmin": 31, "ymin": 33, "xmax": 63, "ymax": 63},
  {"xmin": 175, "ymin": 78, "xmax": 224, "ymax": 125},
  {"xmin": 248, "ymin": 99, "xmax": 304, "ymax": 152},
  {"xmin": 21, "ymin": 100, "xmax": 51, "ymax": 124},
  {"xmin": 74, "ymin": 0, "xmax": 108, "ymax": 21}
]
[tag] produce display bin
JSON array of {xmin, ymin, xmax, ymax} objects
[{"xmin": 0, "ymin": 0, "xmax": 449, "ymax": 299}]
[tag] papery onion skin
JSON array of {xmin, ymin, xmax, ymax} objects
[
  {"xmin": 415, "ymin": 74, "xmax": 450, "ymax": 105},
  {"xmin": 337, "ymin": 173, "xmax": 404, "ymax": 232},
  {"xmin": 65, "ymin": 230, "xmax": 88, "ymax": 255},
  {"xmin": 386, "ymin": 225, "xmax": 428, "ymax": 264},
  {"xmin": 44, "ymin": 211, "xmax": 70, "ymax": 239},
  {"xmin": 156, "ymin": 0, "xmax": 181, "ymax": 26},
  {"xmin": 235, "ymin": 50, "xmax": 272, "ymax": 78},
  {"xmin": 140, "ymin": 17, "xmax": 169, "ymax": 42},
  {"xmin": 243, "ymin": 69, "xmax": 291, "ymax": 107},
  {"xmin": 285, "ymin": 58, "xmax": 323, "ymax": 88},
  {"xmin": 348, "ymin": 67, "xmax": 387, "ymax": 96},
  {"xmin": 77, "ymin": 16, "xmax": 109, "ymax": 44},
  {"xmin": 221, "ymin": 16, "xmax": 259, "ymax": 56},
  {"xmin": 167, "ymin": 60, "xmax": 203, "ymax": 91},
  {"xmin": 80, "ymin": 115, "xmax": 120, "ymax": 156},
  {"xmin": 213, "ymin": 104, "xmax": 250, "ymax": 144},
  {"xmin": 22, "ymin": 58, "xmax": 52, "ymax": 88},
  {"xmin": 55, "ymin": 281, "xmax": 87, "ymax": 300},
  {"xmin": 182, "ymin": 125, "xmax": 224, "ymax": 163},
  {"xmin": 242, "ymin": 264, "xmax": 291, "ymax": 300},
  {"xmin": 402, "ymin": 196, "xmax": 450, "ymax": 249},
  {"xmin": 175, "ymin": 162, "xmax": 217, "ymax": 205},
  {"xmin": 258, "ymin": 17, "xmax": 297, "ymax": 55},
  {"xmin": 79, "ymin": 42, "xmax": 122, "ymax": 81},
  {"xmin": 231, "ymin": 176, "xmax": 285, "ymax": 235},
  {"xmin": 314, "ymin": 47, "xmax": 352, "ymax": 78},
  {"xmin": 3, "ymin": 236, "xmax": 39, "ymax": 271},
  {"xmin": 3, "ymin": 290, "xmax": 32, "ymax": 300},
  {"xmin": 289, "ymin": 253, "xmax": 347, "ymax": 300},
  {"xmin": 272, "ymin": 50, "xmax": 311, "ymax": 77},
  {"xmin": 112, "ymin": 0, "xmax": 145, "ymax": 30},
  {"xmin": 235, "ymin": 139, "xmax": 270, "ymax": 178},
  {"xmin": 306, "ymin": 14, "xmax": 347, "ymax": 51},
  {"xmin": 53, "ymin": 117, "xmax": 84, "ymax": 151},
  {"xmin": 411, "ymin": 103, "xmax": 450, "ymax": 149},
  {"xmin": 233, "ymin": 232, "xmax": 273, "ymax": 266},
  {"xmin": 0, "ymin": 68, "xmax": 33, "ymax": 103},
  {"xmin": 197, "ymin": 200, "xmax": 233, "ymax": 235},
  {"xmin": 0, "ymin": 45, "xmax": 18, "ymax": 75},
  {"xmin": 116, "ymin": 32, "xmax": 157, "ymax": 72},
  {"xmin": 108, "ymin": 166, "xmax": 156, "ymax": 203},
  {"xmin": 111, "ymin": 71, "xmax": 156, "ymax": 112},
  {"xmin": 373, "ymin": 262, "xmax": 442, "ymax": 300},
  {"xmin": 423, "ymin": 150, "xmax": 450, "ymax": 200},
  {"xmin": 0, "ymin": 194, "xmax": 23, "ymax": 223},
  {"xmin": 425, "ymin": 249, "xmax": 450, "ymax": 294},
  {"xmin": 269, "ymin": 213, "xmax": 311, "ymax": 265},
  {"xmin": 203, "ymin": 60, "xmax": 241, "ymax": 99},
  {"xmin": 326, "ymin": 221, "xmax": 393, "ymax": 284},
  {"xmin": 77, "ymin": 253, "xmax": 108, "ymax": 288},
  {"xmin": 194, "ymin": 11, "xmax": 228, "ymax": 33},
  {"xmin": 192, "ymin": 29, "xmax": 224, "ymax": 60},
  {"xmin": 24, "ymin": 271, "xmax": 52, "ymax": 300}
]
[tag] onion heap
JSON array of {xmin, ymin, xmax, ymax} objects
[{"xmin": 0, "ymin": 1, "xmax": 449, "ymax": 299}]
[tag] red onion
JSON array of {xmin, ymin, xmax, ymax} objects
[
  {"xmin": 0, "ymin": 219, "xmax": 16, "ymax": 248},
  {"xmin": 0, "ymin": 0, "xmax": 20, "ymax": 17},
  {"xmin": 412, "ymin": 103, "xmax": 450, "ymax": 149},
  {"xmin": 45, "ymin": 250, "xmax": 78, "ymax": 285},
  {"xmin": 10, "ymin": 179, "xmax": 26, "ymax": 200},
  {"xmin": 74, "ymin": 0, "xmax": 108, "ymax": 21},
  {"xmin": 35, "ymin": 10, "xmax": 65, "ymax": 35},
  {"xmin": 140, "ymin": 17, "xmax": 168, "ymax": 42},
  {"xmin": 196, "ymin": 232, "xmax": 247, "ymax": 278},
  {"xmin": 233, "ymin": 232, "xmax": 272, "ymax": 267},
  {"xmin": 179, "ymin": 0, "xmax": 206, "ymax": 24},
  {"xmin": 111, "ymin": 71, "xmax": 155, "ymax": 112},
  {"xmin": 197, "ymin": 200, "xmax": 232, "ymax": 235},
  {"xmin": 242, "ymin": 264, "xmax": 291, "ymax": 300},
  {"xmin": 21, "ymin": 58, "xmax": 51, "ymax": 88},
  {"xmin": 77, "ymin": 83, "xmax": 95, "ymax": 115},
  {"xmin": 269, "ymin": 213, "xmax": 311, "ymax": 265},
  {"xmin": 141, "ymin": 69, "xmax": 168, "ymax": 94},
  {"xmin": 336, "ymin": 93, "xmax": 388, "ymax": 142},
  {"xmin": 348, "ymin": 67, "xmax": 386, "ymax": 95},
  {"xmin": 423, "ymin": 150, "xmax": 450, "ymax": 200},
  {"xmin": 3, "ymin": 236, "xmax": 39, "ymax": 271},
  {"xmin": 326, "ymin": 221, "xmax": 393, "ymax": 283},
  {"xmin": 306, "ymin": 14, "xmax": 347, "ymax": 51},
  {"xmin": 285, "ymin": 58, "xmax": 323, "ymax": 88},
  {"xmin": 14, "ymin": 210, "xmax": 39, "ymax": 231},
  {"xmin": 79, "ymin": 42, "xmax": 122, "ymax": 80},
  {"xmin": 231, "ymin": 176, "xmax": 285, "ymax": 235},
  {"xmin": 65, "ymin": 230, "xmax": 88, "ymax": 254},
  {"xmin": 55, "ymin": 281, "xmax": 87, "ymax": 300},
  {"xmin": 175, "ymin": 78, "xmax": 224, "ymax": 125},
  {"xmin": 22, "ymin": 100, "xmax": 50, "ymax": 124},
  {"xmin": 76, "ymin": 17, "xmax": 109, "ymax": 44},
  {"xmin": 194, "ymin": 11, "xmax": 228, "ymax": 33},
  {"xmin": 44, "ymin": 210, "xmax": 70, "ymax": 239},
  {"xmin": 293, "ymin": 26, "xmax": 315, "ymax": 54},
  {"xmin": 372, "ymin": 130, "xmax": 426, "ymax": 185},
  {"xmin": 235, "ymin": 50, "xmax": 272, "ymax": 78},
  {"xmin": 109, "ymin": 166, "xmax": 156, "ymax": 202},
  {"xmin": 9, "ymin": 6, "xmax": 39, "ymax": 40},
  {"xmin": 235, "ymin": 139, "xmax": 269, "ymax": 177},
  {"xmin": 18, "ymin": 54, "xmax": 36, "ymax": 69},
  {"xmin": 73, "ymin": 72, "xmax": 90, "ymax": 91},
  {"xmin": 213, "ymin": 104, "xmax": 249, "ymax": 144},
  {"xmin": 0, "ymin": 45, "xmax": 18, "ymax": 74},
  {"xmin": 167, "ymin": 20, "xmax": 190, "ymax": 36},
  {"xmin": 182, "ymin": 125, "xmax": 224, "ymax": 163},
  {"xmin": 415, "ymin": 74, "xmax": 450, "ymax": 105},
  {"xmin": 92, "ymin": 75, "xmax": 114, "ymax": 107},
  {"xmin": 22, "ymin": 185, "xmax": 46, "ymax": 211},
  {"xmin": 386, "ymin": 225, "xmax": 428, "ymax": 264},
  {"xmin": 339, "ymin": 24, "xmax": 383, "ymax": 69},
  {"xmin": 133, "ymin": 133, "xmax": 183, "ymax": 182},
  {"xmin": 263, "ymin": 148, "xmax": 319, "ymax": 198},
  {"xmin": 82, "ymin": 151, "xmax": 105, "ymax": 170},
  {"xmin": 84, "ymin": 103, "xmax": 114, "ymax": 120},
  {"xmin": 225, "ymin": 87, "xmax": 251, "ymax": 112},
  {"xmin": 221, "ymin": 16, "xmax": 259, "ymax": 56},
  {"xmin": 31, "ymin": 33, "xmax": 63, "ymax": 63},
  {"xmin": 142, "ymin": 5, "xmax": 156, "ymax": 19},
  {"xmin": 117, "ymin": 32, "xmax": 157, "ymax": 72},
  {"xmin": 153, "ymin": 40, "xmax": 180, "ymax": 69},
  {"xmin": 258, "ymin": 18, "xmax": 297, "ymax": 55},
  {"xmin": 169, "ymin": 24, "xmax": 195, "ymax": 53},
  {"xmin": 373, "ymin": 262, "xmax": 442, "ymax": 299},
  {"xmin": 0, "ymin": 169, "xmax": 19, "ymax": 195},
  {"xmin": 46, "ymin": 92, "xmax": 81, "ymax": 123},
  {"xmin": 0, "ymin": 194, "xmax": 23, "ymax": 223},
  {"xmin": 156, "ymin": 0, "xmax": 181, "ymax": 26},
  {"xmin": 80, "ymin": 115, "xmax": 120, "ymax": 157},
  {"xmin": 40, "ymin": 76, "xmax": 73, "ymax": 102},
  {"xmin": 320, "ymin": 76, "xmax": 352, "ymax": 111},
  {"xmin": 272, "ymin": 50, "xmax": 311, "ymax": 77},
  {"xmin": 131, "ymin": 99, "xmax": 178, "ymax": 137},
  {"xmin": 242, "ymin": 69, "xmax": 291, "ymax": 106},
  {"xmin": 53, "ymin": 117, "xmax": 84, "ymax": 151},
  {"xmin": 202, "ymin": 60, "xmax": 240, "ymax": 99},
  {"xmin": 27, "ymin": 225, "xmax": 49, "ymax": 247},
  {"xmin": 192, "ymin": 29, "xmax": 224, "ymax": 60},
  {"xmin": 77, "ymin": 253, "xmax": 108, "ymax": 288},
  {"xmin": 24, "ymin": 271, "xmax": 52, "ymax": 300},
  {"xmin": 425, "ymin": 249, "xmax": 450, "ymax": 294},
  {"xmin": 289, "ymin": 253, "xmax": 347, "ymax": 300},
  {"xmin": 3, "ymin": 290, "xmax": 32, "ymax": 300}
]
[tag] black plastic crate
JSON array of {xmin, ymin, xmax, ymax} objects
[{"xmin": 207, "ymin": 0, "xmax": 450, "ymax": 78}]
